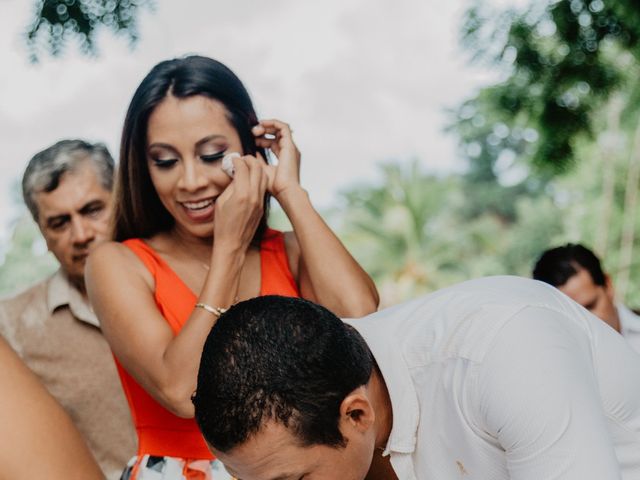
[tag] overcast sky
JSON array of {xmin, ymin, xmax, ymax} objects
[{"xmin": 0, "ymin": 0, "xmax": 498, "ymax": 252}]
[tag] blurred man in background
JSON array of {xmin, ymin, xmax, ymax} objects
[
  {"xmin": 533, "ymin": 242, "xmax": 640, "ymax": 353},
  {"xmin": 0, "ymin": 140, "xmax": 135, "ymax": 479}
]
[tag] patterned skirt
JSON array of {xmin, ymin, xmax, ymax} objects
[{"xmin": 120, "ymin": 455, "xmax": 235, "ymax": 480}]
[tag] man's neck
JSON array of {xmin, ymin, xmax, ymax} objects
[
  {"xmin": 366, "ymin": 452, "xmax": 398, "ymax": 480},
  {"xmin": 607, "ymin": 304, "xmax": 621, "ymax": 333},
  {"xmin": 365, "ymin": 368, "xmax": 398, "ymax": 480},
  {"xmin": 369, "ymin": 368, "xmax": 393, "ymax": 450},
  {"xmin": 66, "ymin": 273, "xmax": 88, "ymax": 301}
]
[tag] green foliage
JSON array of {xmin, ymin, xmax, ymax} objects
[
  {"xmin": 335, "ymin": 146, "xmax": 640, "ymax": 307},
  {"xmin": 337, "ymin": 159, "xmax": 463, "ymax": 304},
  {"xmin": 26, "ymin": 0, "xmax": 154, "ymax": 62},
  {"xmin": 458, "ymin": 0, "xmax": 640, "ymax": 173},
  {"xmin": 0, "ymin": 214, "xmax": 57, "ymax": 297},
  {"xmin": 444, "ymin": 0, "xmax": 640, "ymax": 306}
]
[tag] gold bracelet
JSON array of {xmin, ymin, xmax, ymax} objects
[{"xmin": 195, "ymin": 303, "xmax": 228, "ymax": 318}]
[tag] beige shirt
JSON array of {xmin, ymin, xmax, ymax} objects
[{"xmin": 0, "ymin": 270, "xmax": 136, "ymax": 479}]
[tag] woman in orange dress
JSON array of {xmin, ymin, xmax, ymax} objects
[
  {"xmin": 0, "ymin": 336, "xmax": 104, "ymax": 480},
  {"xmin": 86, "ymin": 55, "xmax": 379, "ymax": 479}
]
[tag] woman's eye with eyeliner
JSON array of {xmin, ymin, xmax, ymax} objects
[
  {"xmin": 152, "ymin": 158, "xmax": 178, "ymax": 169},
  {"xmin": 201, "ymin": 150, "xmax": 227, "ymax": 163}
]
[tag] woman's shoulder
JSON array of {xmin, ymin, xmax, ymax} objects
[
  {"xmin": 90, "ymin": 240, "xmax": 131, "ymax": 262},
  {"xmin": 87, "ymin": 240, "xmax": 154, "ymax": 282}
]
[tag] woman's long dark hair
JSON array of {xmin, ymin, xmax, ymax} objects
[{"xmin": 112, "ymin": 55, "xmax": 269, "ymax": 243}]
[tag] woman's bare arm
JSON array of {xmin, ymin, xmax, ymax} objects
[
  {"xmin": 0, "ymin": 337, "xmax": 104, "ymax": 480},
  {"xmin": 255, "ymin": 119, "xmax": 379, "ymax": 317},
  {"xmin": 86, "ymin": 156, "xmax": 269, "ymax": 418}
]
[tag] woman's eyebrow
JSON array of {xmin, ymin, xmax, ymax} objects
[
  {"xmin": 147, "ymin": 142, "xmax": 177, "ymax": 151},
  {"xmin": 195, "ymin": 134, "xmax": 227, "ymax": 148},
  {"xmin": 148, "ymin": 135, "xmax": 227, "ymax": 152}
]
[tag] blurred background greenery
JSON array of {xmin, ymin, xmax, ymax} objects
[{"xmin": 3, "ymin": 0, "xmax": 640, "ymax": 308}]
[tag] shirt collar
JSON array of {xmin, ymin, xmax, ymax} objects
[
  {"xmin": 344, "ymin": 316, "xmax": 420, "ymax": 455},
  {"xmin": 618, "ymin": 303, "xmax": 640, "ymax": 335},
  {"xmin": 47, "ymin": 269, "xmax": 100, "ymax": 328}
]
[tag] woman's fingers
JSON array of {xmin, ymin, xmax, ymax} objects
[
  {"xmin": 229, "ymin": 154, "xmax": 249, "ymax": 191},
  {"xmin": 252, "ymin": 119, "xmax": 293, "ymax": 139},
  {"xmin": 226, "ymin": 155, "xmax": 268, "ymax": 203},
  {"xmin": 252, "ymin": 119, "xmax": 301, "ymax": 197},
  {"xmin": 252, "ymin": 119, "xmax": 296, "ymax": 158},
  {"xmin": 214, "ymin": 154, "xmax": 268, "ymax": 245},
  {"xmin": 246, "ymin": 155, "xmax": 267, "ymax": 200}
]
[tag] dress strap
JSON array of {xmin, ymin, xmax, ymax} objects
[
  {"xmin": 260, "ymin": 229, "xmax": 300, "ymax": 297},
  {"xmin": 122, "ymin": 238, "xmax": 161, "ymax": 276}
]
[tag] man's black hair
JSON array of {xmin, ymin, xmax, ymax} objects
[
  {"xmin": 192, "ymin": 295, "xmax": 374, "ymax": 453},
  {"xmin": 533, "ymin": 243, "xmax": 606, "ymax": 287}
]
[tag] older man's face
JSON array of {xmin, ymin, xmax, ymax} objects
[
  {"xmin": 35, "ymin": 163, "xmax": 112, "ymax": 292},
  {"xmin": 211, "ymin": 421, "xmax": 376, "ymax": 480}
]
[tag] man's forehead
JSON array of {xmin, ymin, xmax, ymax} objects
[
  {"xmin": 559, "ymin": 268, "xmax": 600, "ymax": 301},
  {"xmin": 213, "ymin": 422, "xmax": 311, "ymax": 480},
  {"xmin": 563, "ymin": 267, "xmax": 597, "ymax": 287},
  {"xmin": 35, "ymin": 168, "xmax": 109, "ymax": 216}
]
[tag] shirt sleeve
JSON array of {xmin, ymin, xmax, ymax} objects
[
  {"xmin": 475, "ymin": 306, "xmax": 622, "ymax": 480},
  {"xmin": 0, "ymin": 300, "xmax": 19, "ymax": 352}
]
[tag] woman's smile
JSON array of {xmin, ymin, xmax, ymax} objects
[{"xmin": 179, "ymin": 197, "xmax": 216, "ymax": 222}]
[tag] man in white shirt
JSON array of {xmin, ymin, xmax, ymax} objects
[
  {"xmin": 193, "ymin": 276, "xmax": 640, "ymax": 480},
  {"xmin": 533, "ymin": 242, "xmax": 640, "ymax": 353}
]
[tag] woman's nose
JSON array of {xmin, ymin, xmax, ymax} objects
[{"xmin": 178, "ymin": 159, "xmax": 208, "ymax": 192}]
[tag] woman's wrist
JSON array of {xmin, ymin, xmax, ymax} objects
[
  {"xmin": 199, "ymin": 252, "xmax": 243, "ymax": 310},
  {"xmin": 275, "ymin": 185, "xmax": 309, "ymax": 210},
  {"xmin": 211, "ymin": 233, "xmax": 249, "ymax": 257},
  {"xmin": 206, "ymin": 239, "xmax": 246, "ymax": 284}
]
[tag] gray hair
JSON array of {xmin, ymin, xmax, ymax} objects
[{"xmin": 22, "ymin": 139, "xmax": 115, "ymax": 221}]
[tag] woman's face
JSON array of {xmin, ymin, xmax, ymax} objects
[{"xmin": 146, "ymin": 94, "xmax": 243, "ymax": 239}]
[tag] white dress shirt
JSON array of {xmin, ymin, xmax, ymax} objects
[
  {"xmin": 618, "ymin": 303, "xmax": 640, "ymax": 354},
  {"xmin": 345, "ymin": 276, "xmax": 640, "ymax": 480}
]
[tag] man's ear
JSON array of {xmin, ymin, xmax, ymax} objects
[
  {"xmin": 605, "ymin": 274, "xmax": 616, "ymax": 300},
  {"xmin": 338, "ymin": 386, "xmax": 375, "ymax": 434}
]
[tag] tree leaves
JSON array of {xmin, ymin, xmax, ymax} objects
[
  {"xmin": 455, "ymin": 0, "xmax": 639, "ymax": 174},
  {"xmin": 25, "ymin": 0, "xmax": 154, "ymax": 62}
]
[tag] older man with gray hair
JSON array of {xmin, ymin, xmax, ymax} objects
[{"xmin": 0, "ymin": 140, "xmax": 135, "ymax": 479}]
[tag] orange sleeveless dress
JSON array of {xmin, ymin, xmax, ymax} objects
[{"xmin": 118, "ymin": 228, "xmax": 300, "ymax": 462}]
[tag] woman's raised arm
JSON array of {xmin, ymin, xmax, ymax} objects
[{"xmin": 255, "ymin": 119, "xmax": 379, "ymax": 317}]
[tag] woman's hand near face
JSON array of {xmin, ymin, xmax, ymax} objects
[
  {"xmin": 213, "ymin": 154, "xmax": 268, "ymax": 252},
  {"xmin": 252, "ymin": 120, "xmax": 301, "ymax": 198},
  {"xmin": 251, "ymin": 119, "xmax": 380, "ymax": 318}
]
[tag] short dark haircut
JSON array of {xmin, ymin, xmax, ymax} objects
[
  {"xmin": 22, "ymin": 139, "xmax": 114, "ymax": 222},
  {"xmin": 533, "ymin": 243, "xmax": 606, "ymax": 287},
  {"xmin": 112, "ymin": 55, "xmax": 269, "ymax": 242},
  {"xmin": 193, "ymin": 295, "xmax": 374, "ymax": 453}
]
